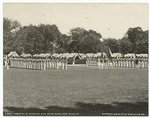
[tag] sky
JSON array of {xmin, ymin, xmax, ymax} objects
[{"xmin": 3, "ymin": 3, "xmax": 149, "ymax": 39}]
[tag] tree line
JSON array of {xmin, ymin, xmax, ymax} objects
[{"xmin": 3, "ymin": 17, "xmax": 148, "ymax": 55}]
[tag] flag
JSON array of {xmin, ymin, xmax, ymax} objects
[
  {"xmin": 105, "ymin": 46, "xmax": 113, "ymax": 63},
  {"xmin": 109, "ymin": 47, "xmax": 113, "ymax": 57}
]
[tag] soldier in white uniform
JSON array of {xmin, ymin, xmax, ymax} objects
[
  {"xmin": 135, "ymin": 56, "xmax": 139, "ymax": 69},
  {"xmin": 141, "ymin": 56, "xmax": 144, "ymax": 68},
  {"xmin": 103, "ymin": 57, "xmax": 108, "ymax": 69},
  {"xmin": 49, "ymin": 59, "xmax": 52, "ymax": 69},
  {"xmin": 120, "ymin": 57, "xmax": 122, "ymax": 67},
  {"xmin": 43, "ymin": 58, "xmax": 45, "ymax": 70},
  {"xmin": 100, "ymin": 58, "xmax": 104, "ymax": 70},
  {"xmin": 64, "ymin": 57, "xmax": 68, "ymax": 70},
  {"xmin": 56, "ymin": 58, "xmax": 59, "ymax": 69},
  {"xmin": 143, "ymin": 57, "xmax": 147, "ymax": 67},
  {"xmin": 108, "ymin": 59, "xmax": 113, "ymax": 69},
  {"xmin": 131, "ymin": 57, "xmax": 135, "ymax": 68},
  {"xmin": 5, "ymin": 57, "xmax": 9, "ymax": 70},
  {"xmin": 4, "ymin": 56, "xmax": 7, "ymax": 66},
  {"xmin": 61, "ymin": 58, "xmax": 64, "ymax": 70},
  {"xmin": 86, "ymin": 58, "xmax": 88, "ymax": 66},
  {"xmin": 126, "ymin": 57, "xmax": 129, "ymax": 68},
  {"xmin": 97, "ymin": 58, "xmax": 100, "ymax": 70}
]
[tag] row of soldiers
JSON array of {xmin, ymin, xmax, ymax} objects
[
  {"xmin": 98, "ymin": 58, "xmax": 113, "ymax": 70},
  {"xmin": 112, "ymin": 58, "xmax": 148, "ymax": 68},
  {"xmin": 86, "ymin": 58, "xmax": 113, "ymax": 70},
  {"xmin": 9, "ymin": 58, "xmax": 68, "ymax": 70},
  {"xmin": 86, "ymin": 57, "xmax": 148, "ymax": 68}
]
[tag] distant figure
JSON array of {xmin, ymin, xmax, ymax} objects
[
  {"xmin": 135, "ymin": 57, "xmax": 139, "ymax": 69},
  {"xmin": 109, "ymin": 60, "xmax": 113, "ymax": 69},
  {"xmin": 104, "ymin": 58, "xmax": 107, "ymax": 69},
  {"xmin": 4, "ymin": 57, "xmax": 7, "ymax": 66},
  {"xmin": 141, "ymin": 56, "xmax": 144, "ymax": 68},
  {"xmin": 100, "ymin": 58, "xmax": 104, "ymax": 70},
  {"xmin": 97, "ymin": 59, "xmax": 101, "ymax": 70},
  {"xmin": 6, "ymin": 58, "xmax": 9, "ymax": 70}
]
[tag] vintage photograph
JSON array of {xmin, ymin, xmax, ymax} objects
[{"xmin": 3, "ymin": 3, "xmax": 148, "ymax": 116}]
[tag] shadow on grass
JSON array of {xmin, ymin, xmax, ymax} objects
[{"xmin": 4, "ymin": 101, "xmax": 148, "ymax": 116}]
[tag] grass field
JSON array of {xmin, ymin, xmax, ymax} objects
[{"xmin": 3, "ymin": 65, "xmax": 148, "ymax": 116}]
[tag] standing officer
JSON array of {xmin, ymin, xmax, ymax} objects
[
  {"xmin": 135, "ymin": 56, "xmax": 139, "ymax": 69},
  {"xmin": 64, "ymin": 57, "xmax": 68, "ymax": 70},
  {"xmin": 97, "ymin": 58, "xmax": 100, "ymax": 70}
]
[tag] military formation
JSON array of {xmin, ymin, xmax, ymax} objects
[
  {"xmin": 4, "ymin": 52, "xmax": 148, "ymax": 70},
  {"xmin": 112, "ymin": 57, "xmax": 148, "ymax": 68},
  {"xmin": 86, "ymin": 56, "xmax": 148, "ymax": 69},
  {"xmin": 9, "ymin": 57, "xmax": 68, "ymax": 70},
  {"xmin": 86, "ymin": 57, "xmax": 113, "ymax": 70}
]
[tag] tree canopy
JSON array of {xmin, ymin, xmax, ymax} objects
[
  {"xmin": 3, "ymin": 18, "xmax": 22, "ymax": 54},
  {"xmin": 3, "ymin": 17, "xmax": 149, "ymax": 55}
]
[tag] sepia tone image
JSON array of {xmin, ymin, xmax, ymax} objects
[{"xmin": 3, "ymin": 3, "xmax": 148, "ymax": 116}]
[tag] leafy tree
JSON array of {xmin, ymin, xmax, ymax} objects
[
  {"xmin": 3, "ymin": 17, "xmax": 21, "ymax": 54},
  {"xmin": 11, "ymin": 26, "xmax": 29, "ymax": 55},
  {"xmin": 82, "ymin": 30, "xmax": 101, "ymax": 53},
  {"xmin": 136, "ymin": 30, "xmax": 148, "ymax": 53},
  {"xmin": 125, "ymin": 27, "xmax": 144, "ymax": 54},
  {"xmin": 67, "ymin": 27, "xmax": 86, "ymax": 53},
  {"xmin": 67, "ymin": 27, "xmax": 102, "ymax": 53},
  {"xmin": 57, "ymin": 34, "xmax": 71, "ymax": 53},
  {"xmin": 118, "ymin": 38, "xmax": 133, "ymax": 54},
  {"xmin": 124, "ymin": 27, "xmax": 148, "ymax": 54},
  {"xmin": 38, "ymin": 24, "xmax": 62, "ymax": 53},
  {"xmin": 23, "ymin": 25, "xmax": 44, "ymax": 55},
  {"xmin": 103, "ymin": 38, "xmax": 119, "ymax": 53}
]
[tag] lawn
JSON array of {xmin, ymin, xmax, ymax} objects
[{"xmin": 3, "ymin": 65, "xmax": 148, "ymax": 116}]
